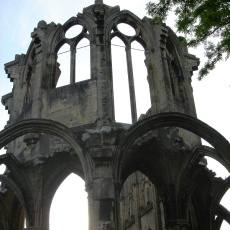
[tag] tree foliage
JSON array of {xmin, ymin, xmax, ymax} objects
[{"xmin": 146, "ymin": 0, "xmax": 230, "ymax": 80}]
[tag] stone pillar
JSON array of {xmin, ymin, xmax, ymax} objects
[
  {"xmin": 92, "ymin": 4, "xmax": 114, "ymax": 126},
  {"xmin": 86, "ymin": 171, "xmax": 120, "ymax": 230}
]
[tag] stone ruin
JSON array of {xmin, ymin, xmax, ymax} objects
[{"xmin": 0, "ymin": 1, "xmax": 230, "ymax": 230}]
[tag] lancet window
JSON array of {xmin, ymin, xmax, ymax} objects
[
  {"xmin": 111, "ymin": 21, "xmax": 151, "ymax": 124},
  {"xmin": 55, "ymin": 24, "xmax": 90, "ymax": 88}
]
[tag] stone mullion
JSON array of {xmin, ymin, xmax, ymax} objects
[
  {"xmin": 70, "ymin": 45, "xmax": 76, "ymax": 84},
  {"xmin": 126, "ymin": 45, "xmax": 137, "ymax": 123}
]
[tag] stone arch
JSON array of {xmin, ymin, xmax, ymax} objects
[
  {"xmin": 62, "ymin": 16, "xmax": 82, "ymax": 33},
  {"xmin": 189, "ymin": 146, "xmax": 230, "ymax": 175},
  {"xmin": 178, "ymin": 145, "xmax": 230, "ymax": 198},
  {"xmin": 54, "ymin": 39, "xmax": 71, "ymax": 55},
  {"xmin": 0, "ymin": 119, "xmax": 91, "ymax": 182},
  {"xmin": 106, "ymin": 10, "xmax": 154, "ymax": 123},
  {"xmin": 105, "ymin": 10, "xmax": 164, "ymax": 119},
  {"xmin": 41, "ymin": 152, "xmax": 86, "ymax": 229},
  {"xmin": 0, "ymin": 119, "xmax": 92, "ymax": 228},
  {"xmin": 105, "ymin": 10, "xmax": 154, "ymax": 50},
  {"xmin": 46, "ymin": 13, "xmax": 93, "ymax": 89},
  {"xmin": 0, "ymin": 154, "xmax": 34, "ymax": 226},
  {"xmin": 48, "ymin": 13, "xmax": 94, "ymax": 55},
  {"xmin": 113, "ymin": 112, "xmax": 230, "ymax": 224},
  {"xmin": 175, "ymin": 146, "xmax": 230, "ymax": 227},
  {"xmin": 0, "ymin": 174, "xmax": 30, "ymax": 227},
  {"xmin": 114, "ymin": 112, "xmax": 230, "ymax": 181}
]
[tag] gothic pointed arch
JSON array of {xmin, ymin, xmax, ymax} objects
[
  {"xmin": 41, "ymin": 152, "xmax": 86, "ymax": 229},
  {"xmin": 0, "ymin": 156, "xmax": 34, "ymax": 226},
  {"xmin": 0, "ymin": 119, "xmax": 92, "ymax": 183}
]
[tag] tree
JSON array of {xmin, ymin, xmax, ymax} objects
[{"xmin": 146, "ymin": 0, "xmax": 230, "ymax": 80}]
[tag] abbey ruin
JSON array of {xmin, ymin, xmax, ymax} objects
[{"xmin": 0, "ymin": 1, "xmax": 230, "ymax": 229}]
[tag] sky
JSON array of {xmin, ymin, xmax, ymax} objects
[{"xmin": 0, "ymin": 0, "xmax": 229, "ymax": 229}]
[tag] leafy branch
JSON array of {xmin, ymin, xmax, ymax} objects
[{"xmin": 146, "ymin": 0, "xmax": 230, "ymax": 80}]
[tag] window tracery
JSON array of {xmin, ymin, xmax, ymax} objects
[{"xmin": 111, "ymin": 21, "xmax": 150, "ymax": 124}]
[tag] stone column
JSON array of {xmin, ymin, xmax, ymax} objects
[
  {"xmin": 86, "ymin": 172, "xmax": 120, "ymax": 230},
  {"xmin": 91, "ymin": 4, "xmax": 114, "ymax": 126}
]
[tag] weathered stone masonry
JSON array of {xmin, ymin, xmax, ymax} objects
[{"xmin": 0, "ymin": 1, "xmax": 230, "ymax": 230}]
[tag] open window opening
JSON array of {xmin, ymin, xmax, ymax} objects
[
  {"xmin": 0, "ymin": 147, "xmax": 7, "ymax": 155},
  {"xmin": 0, "ymin": 164, "xmax": 6, "ymax": 175},
  {"xmin": 0, "ymin": 164, "xmax": 7, "ymax": 187},
  {"xmin": 205, "ymin": 156, "xmax": 230, "ymax": 230},
  {"xmin": 205, "ymin": 156, "xmax": 229, "ymax": 179},
  {"xmin": 56, "ymin": 43, "xmax": 71, "ymax": 88},
  {"xmin": 24, "ymin": 217, "xmax": 27, "ymax": 228},
  {"xmin": 201, "ymin": 138, "xmax": 214, "ymax": 147},
  {"xmin": 117, "ymin": 23, "xmax": 136, "ymax": 37},
  {"xmin": 220, "ymin": 188, "xmax": 230, "ymax": 212},
  {"xmin": 131, "ymin": 41, "xmax": 151, "ymax": 119},
  {"xmin": 65, "ymin": 25, "xmax": 83, "ymax": 39},
  {"xmin": 221, "ymin": 220, "xmax": 230, "ymax": 230},
  {"xmin": 111, "ymin": 36, "xmax": 132, "ymax": 124},
  {"xmin": 75, "ymin": 38, "xmax": 90, "ymax": 82},
  {"xmin": 49, "ymin": 173, "xmax": 88, "ymax": 230},
  {"xmin": 120, "ymin": 171, "xmax": 164, "ymax": 230}
]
